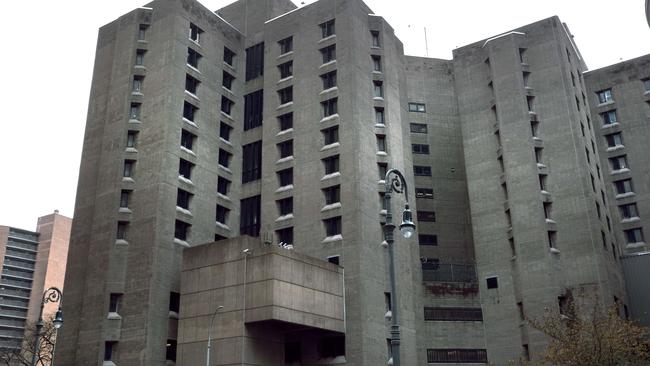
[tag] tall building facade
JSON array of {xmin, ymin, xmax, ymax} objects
[
  {"xmin": 0, "ymin": 211, "xmax": 71, "ymax": 350},
  {"xmin": 58, "ymin": 0, "xmax": 638, "ymax": 364}
]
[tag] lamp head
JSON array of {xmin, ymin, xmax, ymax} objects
[
  {"xmin": 399, "ymin": 204, "xmax": 416, "ymax": 239},
  {"xmin": 53, "ymin": 308, "xmax": 63, "ymax": 329}
]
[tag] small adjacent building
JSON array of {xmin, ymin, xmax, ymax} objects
[{"xmin": 0, "ymin": 211, "xmax": 71, "ymax": 350}]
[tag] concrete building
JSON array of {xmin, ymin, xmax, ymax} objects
[
  {"xmin": 0, "ymin": 211, "xmax": 71, "ymax": 350},
  {"xmin": 57, "ymin": 0, "xmax": 637, "ymax": 364},
  {"xmin": 584, "ymin": 54, "xmax": 650, "ymax": 254}
]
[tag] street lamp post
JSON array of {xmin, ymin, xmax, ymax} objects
[
  {"xmin": 382, "ymin": 169, "xmax": 416, "ymax": 366},
  {"xmin": 31, "ymin": 287, "xmax": 63, "ymax": 366},
  {"xmin": 206, "ymin": 305, "xmax": 224, "ymax": 366}
]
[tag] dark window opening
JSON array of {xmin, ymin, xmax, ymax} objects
[
  {"xmin": 242, "ymin": 141, "xmax": 262, "ymax": 183},
  {"xmin": 240, "ymin": 195, "xmax": 261, "ymax": 236}
]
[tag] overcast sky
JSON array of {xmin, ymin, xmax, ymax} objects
[{"xmin": 0, "ymin": 0, "xmax": 648, "ymax": 231}]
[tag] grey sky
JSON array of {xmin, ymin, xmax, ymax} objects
[{"xmin": 0, "ymin": 0, "xmax": 647, "ymax": 230}]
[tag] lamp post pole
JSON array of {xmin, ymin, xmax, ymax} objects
[
  {"xmin": 382, "ymin": 169, "xmax": 416, "ymax": 366},
  {"xmin": 206, "ymin": 305, "xmax": 224, "ymax": 366},
  {"xmin": 32, "ymin": 287, "xmax": 63, "ymax": 366}
]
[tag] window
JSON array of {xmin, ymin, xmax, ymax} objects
[
  {"xmin": 575, "ymin": 96, "xmax": 580, "ymax": 111},
  {"xmin": 279, "ymin": 113, "xmax": 293, "ymax": 131},
  {"xmin": 116, "ymin": 222, "xmax": 128, "ymax": 240},
  {"xmin": 527, "ymin": 96, "xmax": 536, "ymax": 112},
  {"xmin": 324, "ymin": 216, "xmax": 342, "ymax": 237},
  {"xmin": 424, "ymin": 307, "xmax": 483, "ymax": 321},
  {"xmin": 217, "ymin": 176, "xmax": 230, "ymax": 196},
  {"xmin": 223, "ymin": 47, "xmax": 235, "ymax": 66},
  {"xmin": 378, "ymin": 163, "xmax": 387, "ymax": 180},
  {"xmin": 183, "ymin": 75, "xmax": 200, "ymax": 96},
  {"xmin": 321, "ymin": 70, "xmax": 337, "ymax": 90},
  {"xmin": 176, "ymin": 189, "xmax": 192, "ymax": 210},
  {"xmin": 320, "ymin": 19, "xmax": 335, "ymax": 38},
  {"xmin": 123, "ymin": 160, "xmax": 135, "ymax": 178},
  {"xmin": 138, "ymin": 24, "xmax": 148, "ymax": 40},
  {"xmin": 486, "ymin": 277, "xmax": 498, "ymax": 289},
  {"xmin": 132, "ymin": 76, "xmax": 143, "ymax": 93},
  {"xmin": 277, "ymin": 197, "xmax": 293, "ymax": 216},
  {"xmin": 180, "ymin": 129, "xmax": 196, "ymax": 151},
  {"xmin": 624, "ymin": 228, "xmax": 645, "ymax": 243},
  {"xmin": 585, "ymin": 147, "xmax": 591, "ymax": 164},
  {"xmin": 169, "ymin": 292, "xmax": 180, "ymax": 313},
  {"xmin": 245, "ymin": 42, "xmax": 264, "ymax": 81},
  {"xmin": 104, "ymin": 341, "xmax": 117, "ymax": 361},
  {"xmin": 220, "ymin": 122, "xmax": 232, "ymax": 141},
  {"xmin": 548, "ymin": 231, "xmax": 557, "ymax": 248},
  {"xmin": 601, "ymin": 230, "xmax": 607, "ymax": 248},
  {"xmin": 414, "ymin": 165, "xmax": 431, "ymax": 176},
  {"xmin": 417, "ymin": 211, "xmax": 436, "ymax": 222},
  {"xmin": 174, "ymin": 220, "xmax": 190, "ymax": 240},
  {"xmin": 619, "ymin": 203, "xmax": 639, "ymax": 219},
  {"xmin": 418, "ymin": 234, "xmax": 437, "ymax": 246},
  {"xmin": 244, "ymin": 90, "xmax": 264, "ymax": 130},
  {"xmin": 320, "ymin": 45, "xmax": 336, "ymax": 63},
  {"xmin": 178, "ymin": 159, "xmax": 194, "ymax": 180},
  {"xmin": 518, "ymin": 48, "xmax": 526, "ymax": 63},
  {"xmin": 222, "ymin": 71, "xmax": 235, "ymax": 90},
  {"xmin": 187, "ymin": 48, "xmax": 201, "ymax": 69},
  {"xmin": 278, "ymin": 168, "xmax": 293, "ymax": 187},
  {"xmin": 372, "ymin": 80, "xmax": 384, "ymax": 98},
  {"xmin": 323, "ymin": 126, "xmax": 339, "ymax": 145},
  {"xmin": 242, "ymin": 141, "xmax": 262, "ymax": 183},
  {"xmin": 372, "ymin": 55, "xmax": 381, "ymax": 72},
  {"xmin": 371, "ymin": 31, "xmax": 380, "ymax": 47},
  {"xmin": 278, "ymin": 86, "xmax": 293, "ymax": 104},
  {"xmin": 130, "ymin": 103, "xmax": 141, "ymax": 120},
  {"xmin": 278, "ymin": 61, "xmax": 293, "ymax": 79},
  {"xmin": 644, "ymin": 78, "xmax": 650, "ymax": 92},
  {"xmin": 610, "ymin": 155, "xmax": 628, "ymax": 170},
  {"xmin": 596, "ymin": 201, "xmax": 602, "ymax": 219},
  {"xmin": 323, "ymin": 155, "xmax": 339, "ymax": 175},
  {"xmin": 120, "ymin": 190, "xmax": 131, "ymax": 208},
  {"xmin": 375, "ymin": 108, "xmax": 385, "ymax": 125},
  {"xmin": 240, "ymin": 195, "xmax": 261, "ymax": 236},
  {"xmin": 597, "ymin": 89, "xmax": 613, "ymax": 104},
  {"xmin": 322, "ymin": 98, "xmax": 338, "ymax": 117},
  {"xmin": 524, "ymin": 71, "xmax": 531, "ymax": 87},
  {"xmin": 276, "ymin": 227, "xmax": 293, "ymax": 245},
  {"xmin": 189, "ymin": 23, "xmax": 203, "ymax": 43},
  {"xmin": 166, "ymin": 339, "xmax": 177, "ymax": 362},
  {"xmin": 539, "ymin": 175, "xmax": 547, "ymax": 191},
  {"xmin": 605, "ymin": 133, "xmax": 623, "ymax": 148},
  {"xmin": 602, "ymin": 110, "xmax": 617, "ymax": 125},
  {"xmin": 109, "ymin": 293, "xmax": 122, "ymax": 313},
  {"xmin": 416, "ymin": 188, "xmax": 434, "ymax": 199},
  {"xmin": 183, "ymin": 101, "xmax": 198, "ymax": 122},
  {"xmin": 221, "ymin": 97, "xmax": 235, "ymax": 116},
  {"xmin": 135, "ymin": 49, "xmax": 145, "ymax": 65},
  {"xmin": 216, "ymin": 205, "xmax": 229, "ymax": 225},
  {"xmin": 218, "ymin": 149, "xmax": 232, "ymax": 168},
  {"xmin": 426, "ymin": 349, "xmax": 488, "ymax": 363},
  {"xmin": 278, "ymin": 36, "xmax": 293, "ymax": 54},
  {"xmin": 534, "ymin": 148, "xmax": 543, "ymax": 164},
  {"xmin": 376, "ymin": 135, "xmax": 386, "ymax": 152},
  {"xmin": 412, "ymin": 144, "xmax": 430, "ymax": 155},
  {"xmin": 410, "ymin": 123, "xmax": 428, "ymax": 133},
  {"xmin": 323, "ymin": 185, "xmax": 340, "ymax": 205},
  {"xmin": 278, "ymin": 140, "xmax": 293, "ymax": 159},
  {"xmin": 614, "ymin": 179, "xmax": 633, "ymax": 195},
  {"xmin": 408, "ymin": 103, "xmax": 426, "ymax": 113}
]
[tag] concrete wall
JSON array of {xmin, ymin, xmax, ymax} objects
[
  {"xmin": 178, "ymin": 236, "xmax": 344, "ymax": 365},
  {"xmin": 621, "ymin": 252, "xmax": 650, "ymax": 325}
]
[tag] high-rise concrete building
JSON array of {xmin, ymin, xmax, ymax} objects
[
  {"xmin": 0, "ymin": 211, "xmax": 71, "ymax": 350},
  {"xmin": 58, "ymin": 0, "xmax": 638, "ymax": 364},
  {"xmin": 584, "ymin": 54, "xmax": 650, "ymax": 254}
]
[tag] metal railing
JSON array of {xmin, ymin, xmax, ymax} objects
[
  {"xmin": 6, "ymin": 240, "xmax": 38, "ymax": 253},
  {"xmin": 421, "ymin": 263, "xmax": 477, "ymax": 283},
  {"xmin": 0, "ymin": 278, "xmax": 32, "ymax": 290},
  {"xmin": 2, "ymin": 260, "xmax": 34, "ymax": 271},
  {"xmin": 2, "ymin": 269, "xmax": 33, "ymax": 280},
  {"xmin": 7, "ymin": 231, "xmax": 38, "ymax": 243},
  {"xmin": 4, "ymin": 250, "xmax": 36, "ymax": 262}
]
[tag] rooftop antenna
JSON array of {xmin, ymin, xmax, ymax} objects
[{"xmin": 424, "ymin": 27, "xmax": 429, "ymax": 57}]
